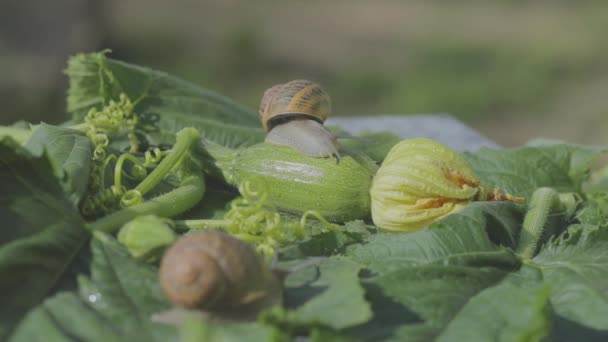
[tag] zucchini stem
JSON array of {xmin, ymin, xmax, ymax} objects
[
  {"xmin": 86, "ymin": 173, "xmax": 205, "ymax": 233},
  {"xmin": 516, "ymin": 187, "xmax": 577, "ymax": 259},
  {"xmin": 133, "ymin": 127, "xmax": 200, "ymax": 195},
  {"xmin": 173, "ymin": 219, "xmax": 233, "ymax": 231}
]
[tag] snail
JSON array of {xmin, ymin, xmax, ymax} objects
[
  {"xmin": 259, "ymin": 79, "xmax": 340, "ymax": 158},
  {"xmin": 159, "ymin": 231, "xmax": 283, "ymax": 319}
]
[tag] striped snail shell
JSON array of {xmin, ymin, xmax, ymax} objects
[
  {"xmin": 259, "ymin": 80, "xmax": 340, "ymax": 158},
  {"xmin": 159, "ymin": 231, "xmax": 282, "ymax": 315}
]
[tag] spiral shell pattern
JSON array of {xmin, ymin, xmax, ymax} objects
[
  {"xmin": 159, "ymin": 231, "xmax": 281, "ymax": 312},
  {"xmin": 259, "ymin": 80, "xmax": 331, "ymax": 131}
]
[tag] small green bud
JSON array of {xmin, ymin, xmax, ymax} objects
[
  {"xmin": 370, "ymin": 138, "xmax": 481, "ymax": 232},
  {"xmin": 118, "ymin": 215, "xmax": 177, "ymax": 261}
]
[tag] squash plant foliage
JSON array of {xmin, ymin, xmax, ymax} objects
[{"xmin": 1, "ymin": 51, "xmax": 608, "ymax": 342}]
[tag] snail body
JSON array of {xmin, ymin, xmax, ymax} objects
[
  {"xmin": 259, "ymin": 80, "xmax": 340, "ymax": 158},
  {"xmin": 159, "ymin": 231, "xmax": 282, "ymax": 314}
]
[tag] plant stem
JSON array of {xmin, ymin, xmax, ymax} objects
[
  {"xmin": 516, "ymin": 187, "xmax": 577, "ymax": 259},
  {"xmin": 134, "ymin": 127, "xmax": 200, "ymax": 195},
  {"xmin": 173, "ymin": 219, "xmax": 233, "ymax": 231},
  {"xmin": 87, "ymin": 173, "xmax": 205, "ymax": 233}
]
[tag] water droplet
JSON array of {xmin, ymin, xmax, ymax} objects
[{"xmin": 88, "ymin": 293, "xmax": 102, "ymax": 303}]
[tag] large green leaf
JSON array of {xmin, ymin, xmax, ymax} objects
[
  {"xmin": 343, "ymin": 265, "xmax": 509, "ymax": 342},
  {"xmin": 436, "ymin": 261, "xmax": 608, "ymax": 341},
  {"xmin": 80, "ymin": 233, "xmax": 171, "ymax": 333},
  {"xmin": 0, "ymin": 138, "xmax": 89, "ymax": 339},
  {"xmin": 532, "ymin": 224, "xmax": 608, "ymax": 330},
  {"xmin": 10, "ymin": 233, "xmax": 176, "ymax": 341},
  {"xmin": 24, "ymin": 124, "xmax": 93, "ymax": 205},
  {"xmin": 66, "ymin": 51, "xmax": 264, "ymax": 148},
  {"xmin": 465, "ymin": 142, "xmax": 607, "ymax": 198},
  {"xmin": 281, "ymin": 257, "xmax": 373, "ymax": 330},
  {"xmin": 438, "ymin": 269, "xmax": 552, "ymax": 342},
  {"xmin": 345, "ymin": 202, "xmax": 524, "ymax": 275},
  {"xmin": 370, "ymin": 266, "xmax": 509, "ymax": 327},
  {"xmin": 9, "ymin": 293, "xmax": 124, "ymax": 342}
]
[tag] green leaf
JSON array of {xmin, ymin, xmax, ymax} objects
[
  {"xmin": 310, "ymin": 327, "xmax": 354, "ymax": 342},
  {"xmin": 345, "ymin": 202, "xmax": 524, "ymax": 275},
  {"xmin": 0, "ymin": 137, "xmax": 88, "ymax": 339},
  {"xmin": 24, "ymin": 123, "xmax": 93, "ymax": 205},
  {"xmin": 438, "ymin": 269, "xmax": 552, "ymax": 342},
  {"xmin": 370, "ymin": 266, "xmax": 509, "ymax": 326},
  {"xmin": 9, "ymin": 293, "xmax": 123, "ymax": 342},
  {"xmin": 66, "ymin": 51, "xmax": 264, "ymax": 148},
  {"xmin": 179, "ymin": 312, "xmax": 276, "ymax": 342},
  {"xmin": 282, "ymin": 257, "xmax": 372, "ymax": 330},
  {"xmin": 385, "ymin": 324, "xmax": 441, "ymax": 342},
  {"xmin": 0, "ymin": 124, "xmax": 32, "ymax": 145},
  {"xmin": 532, "ymin": 224, "xmax": 608, "ymax": 330},
  {"xmin": 345, "ymin": 265, "xmax": 509, "ymax": 342},
  {"xmin": 575, "ymin": 192, "xmax": 608, "ymax": 227},
  {"xmin": 339, "ymin": 131, "xmax": 401, "ymax": 163},
  {"xmin": 465, "ymin": 143, "xmax": 607, "ymax": 198},
  {"xmin": 154, "ymin": 118, "xmax": 264, "ymax": 149},
  {"xmin": 587, "ymin": 163, "xmax": 608, "ymax": 192},
  {"xmin": 278, "ymin": 220, "xmax": 373, "ymax": 261},
  {"xmin": 83, "ymin": 233, "xmax": 170, "ymax": 330},
  {"xmin": 9, "ymin": 233, "xmax": 176, "ymax": 341}
]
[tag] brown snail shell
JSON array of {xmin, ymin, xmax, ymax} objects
[
  {"xmin": 159, "ymin": 231, "xmax": 282, "ymax": 314},
  {"xmin": 259, "ymin": 80, "xmax": 340, "ymax": 158}
]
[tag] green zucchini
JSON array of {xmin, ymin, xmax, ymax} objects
[{"xmin": 205, "ymin": 143, "xmax": 378, "ymax": 222}]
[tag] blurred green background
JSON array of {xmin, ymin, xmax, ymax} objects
[{"xmin": 1, "ymin": 0, "xmax": 608, "ymax": 146}]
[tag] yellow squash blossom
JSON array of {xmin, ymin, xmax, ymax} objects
[{"xmin": 371, "ymin": 138, "xmax": 482, "ymax": 232}]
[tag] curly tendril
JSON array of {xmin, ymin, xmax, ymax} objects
[
  {"xmin": 121, "ymin": 189, "xmax": 143, "ymax": 207},
  {"xmin": 81, "ymin": 185, "xmax": 125, "ymax": 216},
  {"xmin": 80, "ymin": 94, "xmax": 173, "ymax": 216},
  {"xmin": 81, "ymin": 94, "xmax": 137, "ymax": 212},
  {"xmin": 82, "ymin": 94, "xmax": 139, "ymax": 160},
  {"xmin": 82, "ymin": 147, "xmax": 170, "ymax": 216},
  {"xmin": 174, "ymin": 181, "xmax": 339, "ymax": 257},
  {"xmin": 113, "ymin": 148, "xmax": 169, "ymax": 189}
]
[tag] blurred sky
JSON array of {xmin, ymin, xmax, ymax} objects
[{"xmin": 1, "ymin": 0, "xmax": 608, "ymax": 146}]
